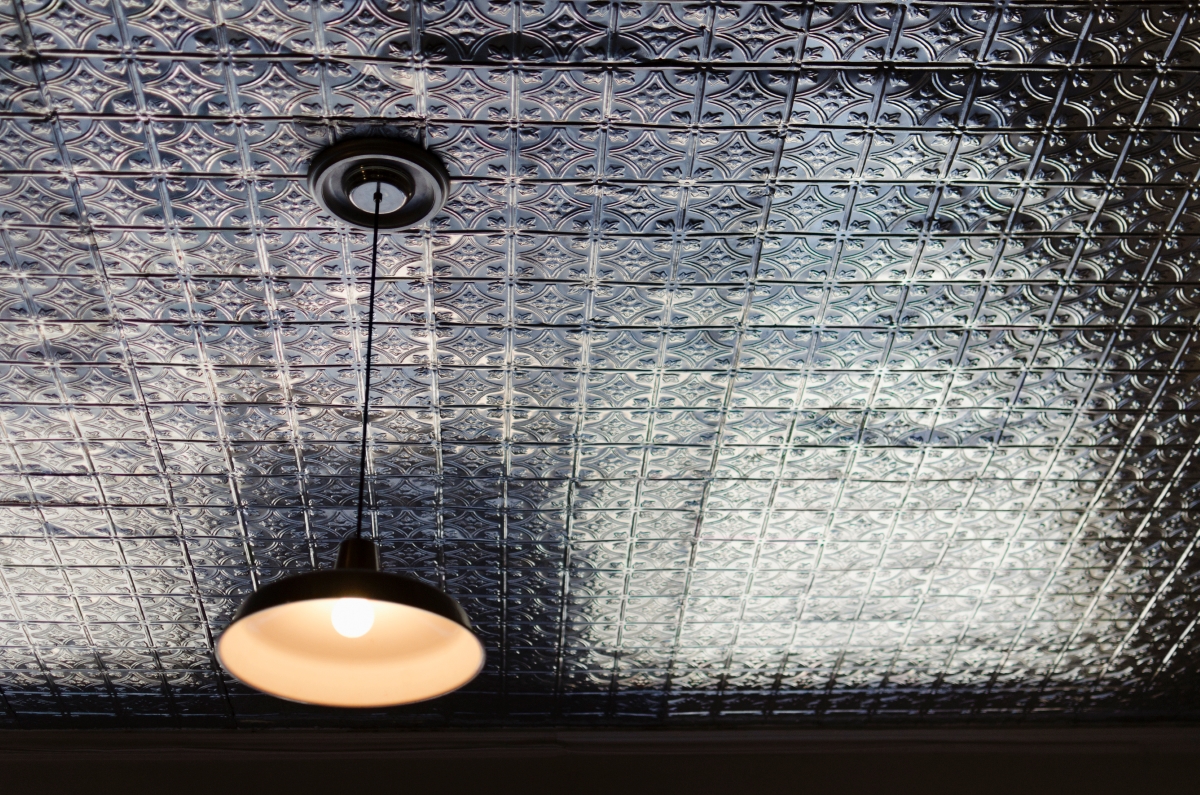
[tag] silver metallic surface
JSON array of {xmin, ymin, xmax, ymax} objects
[
  {"xmin": 0, "ymin": 0, "xmax": 1199, "ymax": 726},
  {"xmin": 348, "ymin": 179, "xmax": 407, "ymax": 214}
]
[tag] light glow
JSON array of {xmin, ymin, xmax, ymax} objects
[
  {"xmin": 218, "ymin": 597, "xmax": 485, "ymax": 707},
  {"xmin": 331, "ymin": 598, "xmax": 374, "ymax": 638}
]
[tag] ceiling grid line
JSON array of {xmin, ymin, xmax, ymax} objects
[
  {"xmin": 980, "ymin": 9, "xmax": 1200, "ymax": 710},
  {"xmin": 553, "ymin": 0, "xmax": 616, "ymax": 721},
  {"xmin": 870, "ymin": 2, "xmax": 1014, "ymax": 705},
  {"xmin": 708, "ymin": 14, "xmax": 812, "ymax": 716},
  {"xmin": 804, "ymin": 3, "xmax": 943, "ymax": 706},
  {"xmin": 0, "ymin": 225, "xmax": 130, "ymax": 719},
  {"xmin": 495, "ymin": 0, "xmax": 521, "ymax": 718},
  {"xmin": 208, "ymin": 0, "xmax": 325, "ymax": 573},
  {"xmin": 90, "ymin": 0, "xmax": 262, "ymax": 599},
  {"xmin": 643, "ymin": 1, "xmax": 727, "ymax": 717},
  {"xmin": 5, "ymin": 0, "xmax": 229, "ymax": 722}
]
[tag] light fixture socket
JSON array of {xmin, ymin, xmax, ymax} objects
[
  {"xmin": 346, "ymin": 164, "xmax": 414, "ymax": 214},
  {"xmin": 336, "ymin": 537, "xmax": 381, "ymax": 570}
]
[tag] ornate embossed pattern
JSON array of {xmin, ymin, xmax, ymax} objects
[{"xmin": 0, "ymin": 1, "xmax": 1199, "ymax": 726}]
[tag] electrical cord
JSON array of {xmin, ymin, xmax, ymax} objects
[{"xmin": 354, "ymin": 183, "xmax": 383, "ymax": 539}]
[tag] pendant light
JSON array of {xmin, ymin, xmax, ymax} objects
[{"xmin": 216, "ymin": 139, "xmax": 483, "ymax": 708}]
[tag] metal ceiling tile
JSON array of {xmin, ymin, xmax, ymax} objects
[{"xmin": 1, "ymin": 0, "xmax": 1200, "ymax": 726}]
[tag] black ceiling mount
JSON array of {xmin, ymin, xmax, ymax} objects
[{"xmin": 307, "ymin": 137, "xmax": 451, "ymax": 230}]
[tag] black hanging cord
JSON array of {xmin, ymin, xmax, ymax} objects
[{"xmin": 354, "ymin": 183, "xmax": 383, "ymax": 539}]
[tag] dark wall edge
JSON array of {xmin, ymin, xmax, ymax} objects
[{"xmin": 2, "ymin": 725, "xmax": 1200, "ymax": 760}]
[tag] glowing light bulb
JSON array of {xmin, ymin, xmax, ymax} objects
[{"xmin": 331, "ymin": 598, "xmax": 374, "ymax": 638}]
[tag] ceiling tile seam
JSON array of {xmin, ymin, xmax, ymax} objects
[
  {"xmin": 603, "ymin": 182, "xmax": 684, "ymax": 705},
  {"xmin": 1085, "ymin": 392, "xmax": 1200, "ymax": 684},
  {"xmin": 1150, "ymin": 598, "xmax": 1200, "ymax": 685},
  {"xmin": 83, "ymin": 0, "xmax": 262, "ymax": 609},
  {"xmin": 420, "ymin": 234, "xmax": 450, "ymax": 592},
  {"xmin": 29, "ymin": 315, "xmax": 169, "ymax": 719},
  {"xmin": 829, "ymin": 0, "xmax": 1016, "ymax": 709},
  {"xmin": 437, "ymin": 1, "xmax": 503, "ymax": 706},
  {"xmin": 305, "ymin": 0, "xmax": 339, "ymax": 116},
  {"xmin": 1138, "ymin": 279, "xmax": 1200, "ymax": 690},
  {"xmin": 498, "ymin": 0, "xmax": 524, "ymax": 720},
  {"xmin": 1045, "ymin": 5, "xmax": 1200, "ymax": 694},
  {"xmin": 0, "ymin": 273, "xmax": 1186, "ymax": 288},
  {"xmin": 21, "ymin": 178, "xmax": 235, "ymax": 708},
  {"xmin": 1052, "ymin": 180, "xmax": 1200, "ymax": 695},
  {"xmin": 83, "ymin": 31, "xmax": 251, "ymax": 718},
  {"xmin": 87, "ymin": 0, "xmax": 241, "ymax": 721},
  {"xmin": 659, "ymin": 1, "xmax": 745, "ymax": 713},
  {"xmin": 0, "ymin": 335, "xmax": 118, "ymax": 723},
  {"xmin": 768, "ymin": 191, "xmax": 871, "ymax": 701},
  {"xmin": 793, "ymin": 1, "xmax": 942, "ymax": 702},
  {"xmin": 591, "ymin": 0, "xmax": 648, "ymax": 719},
  {"xmin": 7, "ymin": 225, "xmax": 1195, "ymax": 241},
  {"xmin": 4, "ymin": 0, "xmax": 193, "ymax": 723},
  {"xmin": 408, "ymin": 1, "xmax": 451, "ymax": 608},
  {"xmin": 1005, "ymin": 6, "xmax": 1196, "ymax": 710},
  {"xmin": 0, "ymin": 270, "xmax": 70, "ymax": 720},
  {"xmin": 555, "ymin": 1, "xmax": 615, "ymax": 721},
  {"xmin": 5, "ymin": 397, "xmax": 1200, "ymax": 416},
  {"xmin": 578, "ymin": 15, "xmax": 707, "ymax": 701},
  {"xmin": 914, "ymin": 4, "xmax": 1123, "ymax": 712},
  {"xmin": 19, "ymin": 50, "xmax": 1200, "ymax": 72},
  {"xmin": 13, "ymin": 172, "xmax": 1200, "ymax": 194},
  {"xmin": 710, "ymin": 12, "xmax": 814, "ymax": 715},
  {"xmin": 207, "ymin": 0, "xmax": 322, "ymax": 573},
  {"xmin": 588, "ymin": 88, "xmax": 702, "ymax": 711},
  {"xmin": 866, "ymin": 14, "xmax": 1102, "ymax": 706},
  {"xmin": 0, "ymin": 226, "xmax": 133, "ymax": 716}
]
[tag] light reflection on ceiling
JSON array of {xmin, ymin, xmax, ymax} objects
[{"xmin": 0, "ymin": 0, "xmax": 1199, "ymax": 725}]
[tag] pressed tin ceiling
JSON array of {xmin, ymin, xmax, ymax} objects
[{"xmin": 2, "ymin": 0, "xmax": 1200, "ymax": 727}]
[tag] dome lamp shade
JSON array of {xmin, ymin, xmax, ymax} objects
[{"xmin": 217, "ymin": 538, "xmax": 485, "ymax": 708}]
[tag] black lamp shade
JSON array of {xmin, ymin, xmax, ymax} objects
[{"xmin": 216, "ymin": 568, "xmax": 485, "ymax": 708}]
